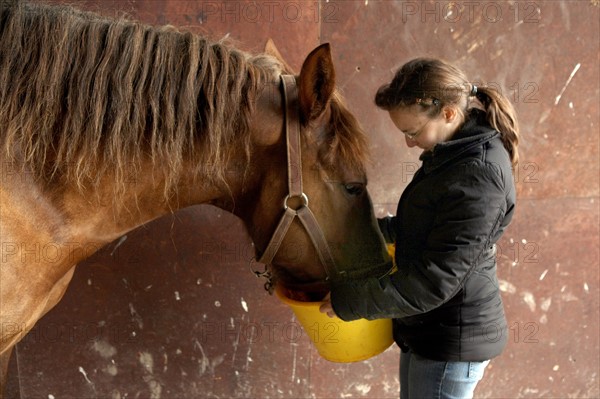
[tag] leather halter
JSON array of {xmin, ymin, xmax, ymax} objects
[{"xmin": 251, "ymin": 75, "xmax": 337, "ymax": 292}]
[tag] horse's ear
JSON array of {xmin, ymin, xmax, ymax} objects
[
  {"xmin": 298, "ymin": 43, "xmax": 335, "ymax": 123},
  {"xmin": 264, "ymin": 38, "xmax": 295, "ymax": 74}
]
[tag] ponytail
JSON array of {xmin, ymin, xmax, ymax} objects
[
  {"xmin": 375, "ymin": 58, "xmax": 520, "ymax": 168},
  {"xmin": 474, "ymin": 86, "xmax": 520, "ymax": 168}
]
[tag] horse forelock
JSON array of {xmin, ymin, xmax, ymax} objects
[
  {"xmin": 0, "ymin": 1, "xmax": 282, "ymax": 199},
  {"xmin": 320, "ymin": 92, "xmax": 370, "ymax": 178}
]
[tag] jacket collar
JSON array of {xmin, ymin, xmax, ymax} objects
[{"xmin": 419, "ymin": 109, "xmax": 498, "ymax": 174}]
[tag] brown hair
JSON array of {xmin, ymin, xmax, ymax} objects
[
  {"xmin": 375, "ymin": 58, "xmax": 519, "ymax": 166},
  {"xmin": 0, "ymin": 1, "xmax": 281, "ymax": 199}
]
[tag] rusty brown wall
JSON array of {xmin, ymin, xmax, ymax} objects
[{"xmin": 6, "ymin": 1, "xmax": 599, "ymax": 398}]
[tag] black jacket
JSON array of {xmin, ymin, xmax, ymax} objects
[{"xmin": 331, "ymin": 109, "xmax": 516, "ymax": 362}]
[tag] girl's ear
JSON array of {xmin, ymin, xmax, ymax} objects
[{"xmin": 442, "ymin": 105, "xmax": 460, "ymax": 123}]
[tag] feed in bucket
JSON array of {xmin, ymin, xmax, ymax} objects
[{"xmin": 276, "ymin": 285, "xmax": 394, "ymax": 363}]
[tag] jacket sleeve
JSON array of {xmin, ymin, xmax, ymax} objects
[{"xmin": 331, "ymin": 162, "xmax": 508, "ymax": 321}]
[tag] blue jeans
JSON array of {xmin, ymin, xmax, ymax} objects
[{"xmin": 400, "ymin": 350, "xmax": 490, "ymax": 399}]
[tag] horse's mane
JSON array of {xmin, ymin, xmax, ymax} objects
[
  {"xmin": 0, "ymin": 1, "xmax": 369, "ymax": 200},
  {"xmin": 0, "ymin": 1, "xmax": 281, "ymax": 198}
]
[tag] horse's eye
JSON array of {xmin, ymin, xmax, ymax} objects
[{"xmin": 344, "ymin": 183, "xmax": 365, "ymax": 196}]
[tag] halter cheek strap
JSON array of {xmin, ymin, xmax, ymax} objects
[{"xmin": 254, "ymin": 75, "xmax": 338, "ymax": 289}]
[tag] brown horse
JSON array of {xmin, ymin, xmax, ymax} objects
[{"xmin": 0, "ymin": 1, "xmax": 390, "ymax": 392}]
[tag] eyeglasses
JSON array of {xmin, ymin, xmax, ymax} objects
[{"xmin": 402, "ymin": 118, "xmax": 431, "ymax": 141}]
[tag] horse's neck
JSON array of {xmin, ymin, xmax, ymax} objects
[
  {"xmin": 63, "ymin": 147, "xmax": 264, "ymax": 239},
  {"xmin": 57, "ymin": 173, "xmax": 225, "ymax": 245},
  {"xmin": 0, "ymin": 155, "xmax": 255, "ymax": 289}
]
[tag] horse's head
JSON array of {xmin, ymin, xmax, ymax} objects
[{"xmin": 240, "ymin": 42, "xmax": 391, "ymax": 298}]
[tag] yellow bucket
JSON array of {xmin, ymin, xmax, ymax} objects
[
  {"xmin": 387, "ymin": 243, "xmax": 397, "ymax": 270},
  {"xmin": 276, "ymin": 286, "xmax": 394, "ymax": 363}
]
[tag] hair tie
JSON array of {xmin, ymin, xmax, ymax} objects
[
  {"xmin": 470, "ymin": 84, "xmax": 478, "ymax": 97},
  {"xmin": 416, "ymin": 97, "xmax": 441, "ymax": 107}
]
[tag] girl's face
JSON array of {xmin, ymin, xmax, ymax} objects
[{"xmin": 388, "ymin": 105, "xmax": 460, "ymax": 151}]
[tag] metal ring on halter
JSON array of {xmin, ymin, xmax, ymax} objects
[
  {"xmin": 283, "ymin": 193, "xmax": 309, "ymax": 210},
  {"xmin": 249, "ymin": 257, "xmax": 270, "ymax": 278}
]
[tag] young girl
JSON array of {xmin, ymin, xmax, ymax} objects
[{"xmin": 320, "ymin": 58, "xmax": 519, "ymax": 399}]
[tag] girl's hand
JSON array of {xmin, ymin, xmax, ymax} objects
[{"xmin": 319, "ymin": 293, "xmax": 337, "ymax": 318}]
